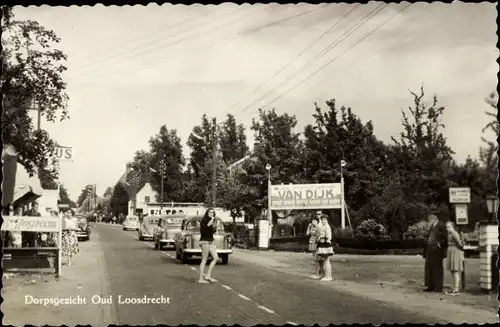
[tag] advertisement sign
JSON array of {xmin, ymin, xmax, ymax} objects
[
  {"xmin": 449, "ymin": 187, "xmax": 471, "ymax": 203},
  {"xmin": 1, "ymin": 216, "xmax": 61, "ymax": 232},
  {"xmin": 258, "ymin": 219, "xmax": 270, "ymax": 249},
  {"xmin": 270, "ymin": 183, "xmax": 342, "ymax": 210},
  {"xmin": 54, "ymin": 146, "xmax": 73, "ymax": 162},
  {"xmin": 454, "ymin": 204, "xmax": 468, "ymax": 225}
]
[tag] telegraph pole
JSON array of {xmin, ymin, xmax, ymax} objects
[{"xmin": 211, "ymin": 117, "xmax": 217, "ymax": 208}]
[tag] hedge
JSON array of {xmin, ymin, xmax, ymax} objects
[{"xmin": 269, "ymin": 236, "xmax": 426, "ymax": 249}]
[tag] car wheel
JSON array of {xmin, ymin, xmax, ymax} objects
[
  {"xmin": 139, "ymin": 236, "xmax": 144, "ymax": 241},
  {"xmin": 221, "ymin": 254, "xmax": 229, "ymax": 265},
  {"xmin": 123, "ymin": 227, "xmax": 126, "ymax": 231}
]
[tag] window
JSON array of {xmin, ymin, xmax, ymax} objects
[
  {"xmin": 150, "ymin": 210, "xmax": 154, "ymax": 215},
  {"xmin": 145, "ymin": 196, "xmax": 150, "ymax": 203}
]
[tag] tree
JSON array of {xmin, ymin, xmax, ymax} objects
[
  {"xmin": 187, "ymin": 114, "xmax": 216, "ymax": 178},
  {"xmin": 479, "ymin": 91, "xmax": 498, "ymax": 195},
  {"xmin": 303, "ymin": 100, "xmax": 388, "ymax": 219},
  {"xmin": 109, "ymin": 183, "xmax": 129, "ymax": 217},
  {"xmin": 103, "ymin": 186, "xmax": 113, "ymax": 198},
  {"xmin": 76, "ymin": 184, "xmax": 94, "ymax": 207},
  {"xmin": 390, "ymin": 87, "xmax": 454, "ymax": 206},
  {"xmin": 1, "ymin": 7, "xmax": 69, "ymax": 179},
  {"xmin": 148, "ymin": 125, "xmax": 185, "ymax": 202},
  {"xmin": 129, "ymin": 150, "xmax": 153, "ymax": 175},
  {"xmin": 58, "ymin": 184, "xmax": 76, "ymax": 207},
  {"xmin": 219, "ymin": 113, "xmax": 249, "ymax": 165},
  {"xmin": 38, "ymin": 167, "xmax": 58, "ymax": 190}
]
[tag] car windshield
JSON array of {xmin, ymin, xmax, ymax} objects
[
  {"xmin": 77, "ymin": 217, "xmax": 87, "ymax": 223},
  {"xmin": 127, "ymin": 217, "xmax": 137, "ymax": 221},
  {"xmin": 163, "ymin": 217, "xmax": 183, "ymax": 228},
  {"xmin": 186, "ymin": 219, "xmax": 224, "ymax": 232},
  {"xmin": 146, "ymin": 219, "xmax": 158, "ymax": 225}
]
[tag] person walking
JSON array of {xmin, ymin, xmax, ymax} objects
[
  {"xmin": 316, "ymin": 213, "xmax": 334, "ymax": 281},
  {"xmin": 445, "ymin": 221, "xmax": 464, "ymax": 295},
  {"xmin": 423, "ymin": 213, "xmax": 448, "ymax": 292},
  {"xmin": 61, "ymin": 209, "xmax": 79, "ymax": 266},
  {"xmin": 198, "ymin": 208, "xmax": 219, "ymax": 284},
  {"xmin": 307, "ymin": 213, "xmax": 323, "ymax": 279}
]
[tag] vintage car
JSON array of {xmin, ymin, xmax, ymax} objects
[
  {"xmin": 123, "ymin": 215, "xmax": 140, "ymax": 231},
  {"xmin": 138, "ymin": 216, "xmax": 159, "ymax": 241},
  {"xmin": 153, "ymin": 215, "xmax": 184, "ymax": 250},
  {"xmin": 174, "ymin": 215, "xmax": 232, "ymax": 264},
  {"xmin": 76, "ymin": 215, "xmax": 91, "ymax": 241}
]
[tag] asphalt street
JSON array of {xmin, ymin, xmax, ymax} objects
[{"xmin": 95, "ymin": 223, "xmax": 444, "ymax": 325}]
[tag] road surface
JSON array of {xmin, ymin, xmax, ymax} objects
[{"xmin": 97, "ymin": 223, "xmax": 443, "ymax": 325}]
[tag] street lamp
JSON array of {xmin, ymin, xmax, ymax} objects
[
  {"xmin": 340, "ymin": 159, "xmax": 347, "ymax": 229},
  {"xmin": 265, "ymin": 163, "xmax": 272, "ymax": 222},
  {"xmin": 485, "ymin": 194, "xmax": 498, "ymax": 223}
]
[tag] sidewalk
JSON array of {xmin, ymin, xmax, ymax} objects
[
  {"xmin": 2, "ymin": 231, "xmax": 117, "ymax": 326},
  {"xmin": 232, "ymin": 249, "xmax": 499, "ymax": 324}
]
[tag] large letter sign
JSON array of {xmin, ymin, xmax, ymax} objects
[
  {"xmin": 54, "ymin": 146, "xmax": 73, "ymax": 162},
  {"xmin": 270, "ymin": 183, "xmax": 342, "ymax": 210}
]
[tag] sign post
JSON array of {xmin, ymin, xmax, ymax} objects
[{"xmin": 449, "ymin": 187, "xmax": 471, "ymax": 291}]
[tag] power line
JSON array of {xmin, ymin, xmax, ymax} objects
[
  {"xmin": 78, "ymin": 7, "xmax": 259, "ymax": 79},
  {"xmin": 83, "ymin": 5, "xmax": 326, "ymax": 83},
  {"xmin": 222, "ymin": 4, "xmax": 361, "ymax": 117},
  {"xmin": 230, "ymin": 3, "xmax": 387, "ymax": 118},
  {"xmin": 251, "ymin": 3, "xmax": 413, "ymax": 114},
  {"xmin": 75, "ymin": 11, "xmax": 211, "ymax": 67}
]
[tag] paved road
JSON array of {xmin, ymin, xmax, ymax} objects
[{"xmin": 97, "ymin": 223, "xmax": 442, "ymax": 325}]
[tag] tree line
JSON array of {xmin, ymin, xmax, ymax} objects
[{"xmin": 107, "ymin": 87, "xmax": 497, "ymax": 240}]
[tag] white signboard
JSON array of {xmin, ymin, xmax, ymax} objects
[
  {"xmin": 449, "ymin": 187, "xmax": 471, "ymax": 203},
  {"xmin": 454, "ymin": 204, "xmax": 469, "ymax": 225},
  {"xmin": 258, "ymin": 219, "xmax": 270, "ymax": 249},
  {"xmin": 270, "ymin": 183, "xmax": 342, "ymax": 210},
  {"xmin": 1, "ymin": 216, "xmax": 61, "ymax": 232},
  {"xmin": 54, "ymin": 146, "xmax": 73, "ymax": 162}
]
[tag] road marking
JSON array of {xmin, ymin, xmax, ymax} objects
[
  {"xmin": 286, "ymin": 322, "xmax": 298, "ymax": 325},
  {"xmin": 257, "ymin": 305, "xmax": 276, "ymax": 314},
  {"xmin": 221, "ymin": 285, "xmax": 232, "ymax": 290},
  {"xmin": 238, "ymin": 294, "xmax": 251, "ymax": 301},
  {"xmin": 190, "ymin": 267, "xmax": 197, "ymax": 271}
]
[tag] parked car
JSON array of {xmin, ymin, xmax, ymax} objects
[
  {"xmin": 123, "ymin": 215, "xmax": 140, "ymax": 231},
  {"xmin": 138, "ymin": 216, "xmax": 159, "ymax": 241},
  {"xmin": 153, "ymin": 215, "xmax": 184, "ymax": 250},
  {"xmin": 76, "ymin": 215, "xmax": 91, "ymax": 241},
  {"xmin": 173, "ymin": 215, "xmax": 233, "ymax": 264}
]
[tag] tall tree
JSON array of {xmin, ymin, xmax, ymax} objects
[
  {"xmin": 38, "ymin": 167, "xmax": 59, "ymax": 189},
  {"xmin": 479, "ymin": 91, "xmax": 498, "ymax": 195},
  {"xmin": 58, "ymin": 184, "xmax": 76, "ymax": 207},
  {"xmin": 1, "ymin": 7, "xmax": 69, "ymax": 179},
  {"xmin": 187, "ymin": 114, "xmax": 216, "ymax": 178},
  {"xmin": 129, "ymin": 150, "xmax": 154, "ymax": 175},
  {"xmin": 109, "ymin": 183, "xmax": 129, "ymax": 217},
  {"xmin": 103, "ymin": 186, "xmax": 113, "ymax": 198},
  {"xmin": 390, "ymin": 87, "xmax": 454, "ymax": 206},
  {"xmin": 219, "ymin": 113, "xmax": 249, "ymax": 165},
  {"xmin": 76, "ymin": 184, "xmax": 94, "ymax": 207},
  {"xmin": 148, "ymin": 125, "xmax": 185, "ymax": 202}
]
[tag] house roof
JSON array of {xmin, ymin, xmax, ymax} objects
[{"xmin": 114, "ymin": 167, "xmax": 148, "ymax": 199}]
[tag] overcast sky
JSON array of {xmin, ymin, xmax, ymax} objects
[{"xmin": 14, "ymin": 2, "xmax": 498, "ymax": 200}]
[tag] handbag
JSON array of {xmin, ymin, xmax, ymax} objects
[{"xmin": 316, "ymin": 237, "xmax": 334, "ymax": 255}]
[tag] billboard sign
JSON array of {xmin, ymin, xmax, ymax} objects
[
  {"xmin": 454, "ymin": 203, "xmax": 469, "ymax": 225},
  {"xmin": 449, "ymin": 187, "xmax": 471, "ymax": 204},
  {"xmin": 54, "ymin": 146, "xmax": 73, "ymax": 162},
  {"xmin": 270, "ymin": 183, "xmax": 342, "ymax": 210},
  {"xmin": 1, "ymin": 216, "xmax": 61, "ymax": 232}
]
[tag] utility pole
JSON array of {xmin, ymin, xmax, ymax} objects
[
  {"xmin": 211, "ymin": 117, "xmax": 217, "ymax": 208},
  {"xmin": 160, "ymin": 158, "xmax": 165, "ymax": 211}
]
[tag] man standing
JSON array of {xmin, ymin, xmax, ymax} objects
[
  {"xmin": 424, "ymin": 213, "xmax": 448, "ymax": 292},
  {"xmin": 23, "ymin": 201, "xmax": 42, "ymax": 247}
]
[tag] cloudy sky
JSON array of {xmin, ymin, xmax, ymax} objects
[{"xmin": 13, "ymin": 2, "xmax": 498, "ymax": 200}]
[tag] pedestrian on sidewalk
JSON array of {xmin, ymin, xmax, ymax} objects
[
  {"xmin": 423, "ymin": 213, "xmax": 448, "ymax": 293},
  {"xmin": 198, "ymin": 208, "xmax": 219, "ymax": 284},
  {"xmin": 445, "ymin": 221, "xmax": 464, "ymax": 295},
  {"xmin": 316, "ymin": 213, "xmax": 334, "ymax": 281},
  {"xmin": 62, "ymin": 209, "xmax": 80, "ymax": 266},
  {"xmin": 307, "ymin": 213, "xmax": 323, "ymax": 279}
]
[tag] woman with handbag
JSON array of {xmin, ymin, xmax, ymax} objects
[
  {"xmin": 316, "ymin": 213, "xmax": 334, "ymax": 281},
  {"xmin": 445, "ymin": 221, "xmax": 464, "ymax": 295},
  {"xmin": 61, "ymin": 209, "xmax": 80, "ymax": 266}
]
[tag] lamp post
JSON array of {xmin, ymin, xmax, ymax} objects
[
  {"xmin": 485, "ymin": 194, "xmax": 498, "ymax": 223},
  {"xmin": 265, "ymin": 163, "xmax": 272, "ymax": 241}
]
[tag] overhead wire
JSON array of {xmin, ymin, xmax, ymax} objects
[
  {"xmin": 247, "ymin": 3, "xmax": 413, "ymax": 115},
  {"xmin": 83, "ymin": 5, "xmax": 327, "ymax": 83},
  {"xmin": 230, "ymin": 2, "xmax": 387, "ymax": 118},
  {"xmin": 221, "ymin": 4, "xmax": 361, "ymax": 117},
  {"xmin": 74, "ymin": 10, "xmax": 212, "ymax": 68},
  {"xmin": 76, "ymin": 7, "xmax": 253, "ymax": 78}
]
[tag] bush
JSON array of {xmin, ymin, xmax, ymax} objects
[
  {"xmin": 354, "ymin": 219, "xmax": 391, "ymax": 240},
  {"xmin": 403, "ymin": 220, "xmax": 431, "ymax": 240},
  {"xmin": 332, "ymin": 226, "xmax": 354, "ymax": 239}
]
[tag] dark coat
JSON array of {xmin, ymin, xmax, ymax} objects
[{"xmin": 423, "ymin": 221, "xmax": 448, "ymax": 259}]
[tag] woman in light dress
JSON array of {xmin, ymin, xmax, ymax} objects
[
  {"xmin": 306, "ymin": 213, "xmax": 322, "ymax": 279},
  {"xmin": 61, "ymin": 209, "xmax": 80, "ymax": 266},
  {"xmin": 445, "ymin": 221, "xmax": 464, "ymax": 295},
  {"xmin": 315, "ymin": 213, "xmax": 334, "ymax": 281}
]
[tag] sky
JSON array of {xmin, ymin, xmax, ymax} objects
[{"xmin": 12, "ymin": 2, "xmax": 499, "ymax": 200}]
